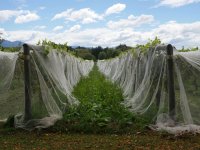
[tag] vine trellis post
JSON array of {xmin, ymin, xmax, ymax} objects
[
  {"xmin": 166, "ymin": 44, "xmax": 176, "ymax": 121},
  {"xmin": 155, "ymin": 44, "xmax": 176, "ymax": 120},
  {"xmin": 23, "ymin": 44, "xmax": 32, "ymax": 121}
]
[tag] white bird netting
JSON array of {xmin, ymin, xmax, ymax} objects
[
  {"xmin": 0, "ymin": 45, "xmax": 94, "ymax": 129},
  {"xmin": 1, "ymin": 43, "xmax": 200, "ymax": 135},
  {"xmin": 97, "ymin": 45, "xmax": 200, "ymax": 135}
]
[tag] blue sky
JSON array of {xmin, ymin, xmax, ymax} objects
[{"xmin": 0, "ymin": 0, "xmax": 200, "ymax": 48}]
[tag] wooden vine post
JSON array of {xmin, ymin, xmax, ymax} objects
[
  {"xmin": 166, "ymin": 44, "xmax": 175, "ymax": 120},
  {"xmin": 23, "ymin": 44, "xmax": 32, "ymax": 121}
]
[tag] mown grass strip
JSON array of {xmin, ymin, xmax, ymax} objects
[{"xmin": 52, "ymin": 65, "xmax": 149, "ymax": 133}]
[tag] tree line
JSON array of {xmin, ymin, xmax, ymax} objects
[{"xmin": 0, "ymin": 35, "xmax": 199, "ymax": 60}]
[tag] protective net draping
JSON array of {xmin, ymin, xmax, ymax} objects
[
  {"xmin": 97, "ymin": 45, "xmax": 200, "ymax": 135},
  {"xmin": 0, "ymin": 45, "xmax": 94, "ymax": 129}
]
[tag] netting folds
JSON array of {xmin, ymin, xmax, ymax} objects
[
  {"xmin": 0, "ymin": 45, "xmax": 94, "ymax": 129},
  {"xmin": 1, "ymin": 43, "xmax": 200, "ymax": 134},
  {"xmin": 97, "ymin": 45, "xmax": 200, "ymax": 135},
  {"xmin": 0, "ymin": 51, "xmax": 20, "ymax": 122}
]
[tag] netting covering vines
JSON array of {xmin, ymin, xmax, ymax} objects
[
  {"xmin": 97, "ymin": 45, "xmax": 200, "ymax": 135},
  {"xmin": 1, "ymin": 43, "xmax": 200, "ymax": 134},
  {"xmin": 0, "ymin": 44, "xmax": 94, "ymax": 129}
]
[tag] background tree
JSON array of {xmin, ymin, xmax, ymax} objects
[
  {"xmin": 98, "ymin": 51, "xmax": 106, "ymax": 60},
  {"xmin": 75, "ymin": 48, "xmax": 96, "ymax": 60},
  {"xmin": 116, "ymin": 44, "xmax": 130, "ymax": 52},
  {"xmin": 91, "ymin": 46, "xmax": 103, "ymax": 60}
]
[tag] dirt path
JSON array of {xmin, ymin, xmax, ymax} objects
[{"xmin": 0, "ymin": 130, "xmax": 200, "ymax": 150}]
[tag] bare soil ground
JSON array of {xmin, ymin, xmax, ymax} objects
[{"xmin": 0, "ymin": 129, "xmax": 200, "ymax": 150}]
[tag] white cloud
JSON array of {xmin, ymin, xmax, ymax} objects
[
  {"xmin": 52, "ymin": 8, "xmax": 103, "ymax": 24},
  {"xmin": 5, "ymin": 30, "xmax": 49, "ymax": 43},
  {"xmin": 0, "ymin": 28, "xmax": 4, "ymax": 33},
  {"xmin": 2, "ymin": 21, "xmax": 200, "ymax": 49},
  {"xmin": 107, "ymin": 14, "xmax": 154, "ymax": 29},
  {"xmin": 53, "ymin": 26, "xmax": 64, "ymax": 32},
  {"xmin": 0, "ymin": 28, "xmax": 6, "ymax": 37},
  {"xmin": 0, "ymin": 10, "xmax": 21, "ymax": 22},
  {"xmin": 0, "ymin": 10, "xmax": 40, "ymax": 23},
  {"xmin": 15, "ymin": 11, "xmax": 40, "ymax": 23},
  {"xmin": 51, "ymin": 4, "xmax": 126, "ymax": 24},
  {"xmin": 150, "ymin": 21, "xmax": 200, "ymax": 47},
  {"xmin": 69, "ymin": 25, "xmax": 81, "ymax": 32},
  {"xmin": 155, "ymin": 0, "xmax": 200, "ymax": 8},
  {"xmin": 34, "ymin": 25, "xmax": 46, "ymax": 30},
  {"xmin": 105, "ymin": 3, "xmax": 126, "ymax": 16}
]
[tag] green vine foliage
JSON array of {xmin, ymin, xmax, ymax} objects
[
  {"xmin": 178, "ymin": 46, "xmax": 199, "ymax": 52},
  {"xmin": 37, "ymin": 39, "xmax": 69, "ymax": 55},
  {"xmin": 136, "ymin": 37, "xmax": 161, "ymax": 53},
  {"xmin": 0, "ymin": 47, "xmax": 20, "ymax": 52}
]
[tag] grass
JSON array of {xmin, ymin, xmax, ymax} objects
[{"xmin": 51, "ymin": 65, "xmax": 150, "ymax": 133}]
